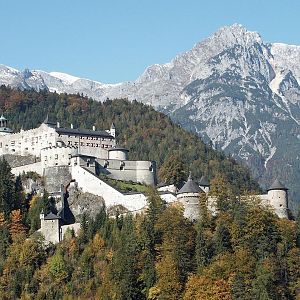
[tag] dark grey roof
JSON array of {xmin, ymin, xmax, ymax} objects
[
  {"xmin": 71, "ymin": 153, "xmax": 96, "ymax": 158},
  {"xmin": 111, "ymin": 122, "xmax": 115, "ymax": 129},
  {"xmin": 56, "ymin": 127, "xmax": 113, "ymax": 138},
  {"xmin": 178, "ymin": 173, "xmax": 203, "ymax": 194},
  {"xmin": 108, "ymin": 146, "xmax": 129, "ymax": 152},
  {"xmin": 199, "ymin": 175, "xmax": 210, "ymax": 187},
  {"xmin": 158, "ymin": 191, "xmax": 176, "ymax": 196},
  {"xmin": 44, "ymin": 212, "xmax": 61, "ymax": 220},
  {"xmin": 267, "ymin": 178, "xmax": 288, "ymax": 191}
]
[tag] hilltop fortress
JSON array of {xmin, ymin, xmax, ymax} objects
[
  {"xmin": 0, "ymin": 114, "xmax": 291, "ymax": 243},
  {"xmin": 0, "ymin": 115, "xmax": 156, "ymax": 185}
]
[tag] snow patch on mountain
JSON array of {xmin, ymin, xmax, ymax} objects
[{"xmin": 49, "ymin": 72, "xmax": 80, "ymax": 84}]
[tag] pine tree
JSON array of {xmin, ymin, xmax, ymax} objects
[{"xmin": 0, "ymin": 157, "xmax": 15, "ymax": 217}]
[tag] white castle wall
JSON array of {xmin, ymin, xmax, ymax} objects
[
  {"xmin": 71, "ymin": 165, "xmax": 147, "ymax": 212},
  {"xmin": 159, "ymin": 192, "xmax": 177, "ymax": 203},
  {"xmin": 41, "ymin": 145, "xmax": 77, "ymax": 168},
  {"xmin": 0, "ymin": 122, "xmax": 115, "ymax": 160},
  {"xmin": 98, "ymin": 159, "xmax": 156, "ymax": 186},
  {"xmin": 0, "ymin": 124, "xmax": 57, "ymax": 157},
  {"xmin": 58, "ymin": 133, "xmax": 114, "ymax": 159},
  {"xmin": 11, "ymin": 161, "xmax": 43, "ymax": 176}
]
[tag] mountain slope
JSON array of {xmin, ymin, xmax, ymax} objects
[
  {"xmin": 0, "ymin": 86, "xmax": 260, "ymax": 194},
  {"xmin": 1, "ymin": 24, "xmax": 300, "ymax": 209}
]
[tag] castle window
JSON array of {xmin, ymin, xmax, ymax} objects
[
  {"xmin": 44, "ymin": 156, "xmax": 47, "ymax": 161},
  {"xmin": 0, "ymin": 142, "xmax": 2, "ymax": 148},
  {"xmin": 55, "ymin": 154, "xmax": 58, "ymax": 159}
]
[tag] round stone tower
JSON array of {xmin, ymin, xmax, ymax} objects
[
  {"xmin": 177, "ymin": 173, "xmax": 204, "ymax": 221},
  {"xmin": 0, "ymin": 115, "xmax": 13, "ymax": 136},
  {"xmin": 267, "ymin": 178, "xmax": 289, "ymax": 219},
  {"xmin": 108, "ymin": 146, "xmax": 129, "ymax": 160}
]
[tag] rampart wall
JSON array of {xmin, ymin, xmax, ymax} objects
[
  {"xmin": 97, "ymin": 159, "xmax": 156, "ymax": 186},
  {"xmin": 71, "ymin": 165, "xmax": 147, "ymax": 212}
]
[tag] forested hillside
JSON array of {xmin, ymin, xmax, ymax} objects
[
  {"xmin": 0, "ymin": 86, "xmax": 300, "ymax": 299},
  {"xmin": 0, "ymin": 85, "xmax": 259, "ymax": 194},
  {"xmin": 0, "ymin": 164, "xmax": 299, "ymax": 299}
]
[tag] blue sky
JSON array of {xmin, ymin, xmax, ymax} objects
[{"xmin": 1, "ymin": 0, "xmax": 299, "ymax": 83}]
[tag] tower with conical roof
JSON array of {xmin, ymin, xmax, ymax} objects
[
  {"xmin": 0, "ymin": 114, "xmax": 13, "ymax": 136},
  {"xmin": 110, "ymin": 123, "xmax": 116, "ymax": 138},
  {"xmin": 199, "ymin": 175, "xmax": 210, "ymax": 193},
  {"xmin": 177, "ymin": 172, "xmax": 204, "ymax": 220},
  {"xmin": 267, "ymin": 178, "xmax": 289, "ymax": 219}
]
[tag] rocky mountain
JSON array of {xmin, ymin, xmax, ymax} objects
[{"xmin": 1, "ymin": 24, "xmax": 300, "ymax": 209}]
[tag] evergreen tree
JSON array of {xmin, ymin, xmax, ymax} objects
[
  {"xmin": 0, "ymin": 157, "xmax": 15, "ymax": 217},
  {"xmin": 296, "ymin": 209, "xmax": 300, "ymax": 248},
  {"xmin": 159, "ymin": 154, "xmax": 187, "ymax": 187}
]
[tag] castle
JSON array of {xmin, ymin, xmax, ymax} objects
[
  {"xmin": 0, "ymin": 114, "xmax": 156, "ymax": 186},
  {"xmin": 0, "ymin": 115, "xmax": 291, "ymax": 244}
]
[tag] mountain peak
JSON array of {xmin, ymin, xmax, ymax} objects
[{"xmin": 212, "ymin": 23, "xmax": 262, "ymax": 46}]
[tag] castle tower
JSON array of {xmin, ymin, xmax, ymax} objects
[
  {"xmin": 40, "ymin": 211, "xmax": 62, "ymax": 244},
  {"xmin": 267, "ymin": 178, "xmax": 289, "ymax": 219},
  {"xmin": 110, "ymin": 123, "xmax": 116, "ymax": 138},
  {"xmin": 177, "ymin": 173, "xmax": 204, "ymax": 221},
  {"xmin": 199, "ymin": 175, "xmax": 210, "ymax": 193},
  {"xmin": 0, "ymin": 114, "xmax": 13, "ymax": 136}
]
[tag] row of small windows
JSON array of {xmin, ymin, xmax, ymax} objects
[
  {"xmin": 23, "ymin": 133, "xmax": 54, "ymax": 142},
  {"xmin": 64, "ymin": 135, "xmax": 113, "ymax": 142},
  {"xmin": 67, "ymin": 141, "xmax": 112, "ymax": 148}
]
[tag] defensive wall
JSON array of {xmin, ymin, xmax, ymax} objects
[{"xmin": 97, "ymin": 158, "xmax": 156, "ymax": 186}]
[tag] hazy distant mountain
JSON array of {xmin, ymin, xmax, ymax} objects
[{"xmin": 1, "ymin": 24, "xmax": 300, "ymax": 209}]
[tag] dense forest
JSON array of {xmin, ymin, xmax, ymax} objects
[
  {"xmin": 0, "ymin": 85, "xmax": 259, "ymax": 194},
  {"xmin": 0, "ymin": 158, "xmax": 299, "ymax": 299},
  {"xmin": 1, "ymin": 86, "xmax": 300, "ymax": 299}
]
